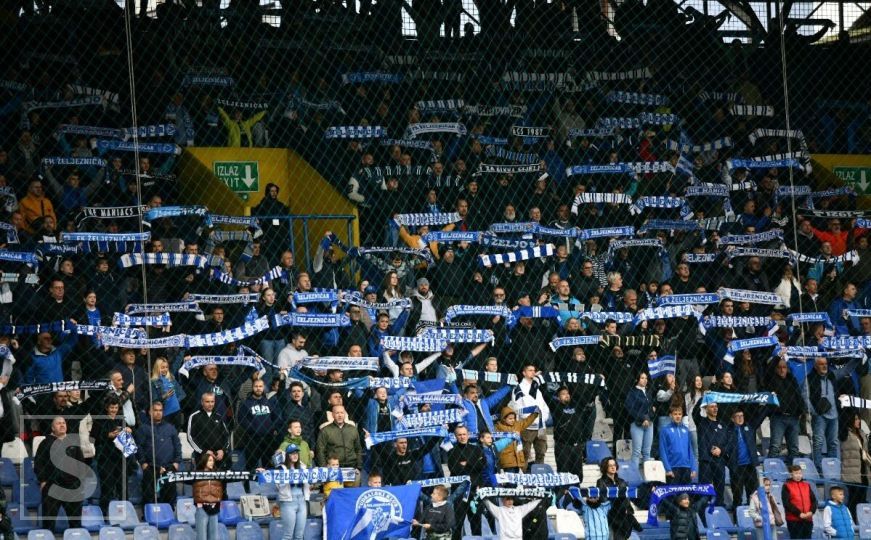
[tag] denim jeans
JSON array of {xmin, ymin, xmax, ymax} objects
[
  {"xmin": 259, "ymin": 339, "xmax": 286, "ymax": 370},
  {"xmin": 195, "ymin": 506, "xmax": 219, "ymax": 540},
  {"xmin": 768, "ymin": 414, "xmax": 800, "ymax": 462},
  {"xmin": 630, "ymin": 422, "xmax": 653, "ymax": 468},
  {"xmin": 812, "ymin": 414, "xmax": 839, "ymax": 470},
  {"xmin": 280, "ymin": 499, "xmax": 306, "ymax": 540}
]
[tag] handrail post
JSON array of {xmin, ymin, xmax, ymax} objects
[{"xmin": 302, "ymin": 218, "xmax": 311, "ymax": 272}]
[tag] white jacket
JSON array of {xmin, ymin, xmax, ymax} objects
[
  {"xmin": 484, "ymin": 500, "xmax": 541, "ymax": 540},
  {"xmin": 276, "ymin": 464, "xmax": 311, "ymax": 503}
]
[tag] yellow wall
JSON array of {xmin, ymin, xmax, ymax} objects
[
  {"xmin": 811, "ymin": 154, "xmax": 871, "ymax": 208},
  {"xmin": 178, "ymin": 148, "xmax": 359, "ymax": 269}
]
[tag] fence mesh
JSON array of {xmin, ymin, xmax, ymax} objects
[{"xmin": 0, "ymin": 0, "xmax": 870, "ymax": 538}]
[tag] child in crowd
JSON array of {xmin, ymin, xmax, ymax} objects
[
  {"xmin": 560, "ymin": 487, "xmax": 610, "ymax": 540},
  {"xmin": 822, "ymin": 486, "xmax": 854, "ymax": 539},
  {"xmin": 321, "ymin": 455, "xmax": 343, "ymax": 499},
  {"xmin": 748, "ymin": 477, "xmax": 784, "ymax": 540},
  {"xmin": 482, "ymin": 496, "xmax": 543, "ymax": 540},
  {"xmin": 782, "ymin": 464, "xmax": 817, "ymax": 539},
  {"xmin": 413, "ymin": 485, "xmax": 456, "ymax": 540},
  {"xmin": 493, "ymin": 406, "xmax": 539, "ymax": 472}
]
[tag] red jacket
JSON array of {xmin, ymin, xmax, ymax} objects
[
  {"xmin": 782, "ymin": 479, "xmax": 817, "ymax": 522},
  {"xmin": 811, "ymin": 227, "xmax": 849, "ymax": 256}
]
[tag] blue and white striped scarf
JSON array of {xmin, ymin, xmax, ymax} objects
[
  {"xmin": 699, "ymin": 316, "xmax": 777, "ymax": 336},
  {"xmin": 380, "ymin": 335, "xmax": 448, "ymax": 352},
  {"xmin": 509, "ymin": 125, "xmax": 550, "ymax": 138},
  {"xmin": 15, "ymin": 380, "xmax": 111, "ymax": 401},
  {"xmin": 630, "ymin": 196, "xmax": 690, "ymax": 218},
  {"xmin": 423, "ymin": 231, "xmax": 480, "ymax": 243},
  {"xmin": 821, "ymin": 336, "xmax": 871, "ymax": 350},
  {"xmin": 724, "ymin": 336, "xmax": 782, "ymax": 363},
  {"xmin": 291, "ymin": 290, "xmax": 339, "ymax": 309},
  {"xmin": 179, "ymin": 354, "xmax": 265, "ymax": 378},
  {"xmin": 566, "ymin": 164, "xmax": 635, "ymax": 177},
  {"xmin": 119, "ymin": 253, "xmax": 219, "ymax": 269},
  {"xmin": 143, "ymin": 205, "xmax": 209, "ymax": 225},
  {"xmin": 513, "ymin": 306, "xmax": 561, "ymax": 322},
  {"xmin": 256, "ymin": 468, "xmax": 343, "ymax": 485},
  {"xmin": 638, "ymin": 219, "xmax": 700, "ymax": 233},
  {"xmin": 496, "ymin": 472, "xmax": 579, "ymax": 487},
  {"xmin": 398, "ymin": 394, "xmax": 462, "ymax": 409},
  {"xmin": 365, "ymin": 426, "xmax": 448, "ymax": 449},
  {"xmin": 667, "ymin": 137, "xmax": 734, "ymax": 154},
  {"xmin": 126, "ymin": 302, "xmax": 201, "ymax": 314},
  {"xmin": 586, "ymin": 67, "xmax": 653, "ymax": 81},
  {"xmin": 729, "ymin": 104, "xmax": 774, "ymax": 117},
  {"xmin": 397, "ymin": 408, "xmax": 468, "ymax": 429},
  {"xmin": 632, "ymin": 304, "xmax": 698, "ymax": 326},
  {"xmin": 456, "ymin": 369, "xmax": 518, "ymax": 386},
  {"xmin": 41, "ymin": 156, "xmax": 107, "ymax": 167},
  {"xmin": 358, "ymin": 246, "xmax": 434, "ymax": 264},
  {"xmin": 639, "ymin": 112, "xmax": 680, "ymax": 126},
  {"xmin": 628, "ymin": 161, "xmax": 676, "ymax": 174},
  {"xmin": 0, "ymin": 320, "xmax": 71, "ymax": 334},
  {"xmin": 720, "ymin": 229, "xmax": 784, "ymax": 245},
  {"xmin": 727, "ymin": 157, "xmax": 800, "ymax": 171},
  {"xmin": 187, "ymin": 293, "xmax": 260, "ymax": 304},
  {"xmin": 530, "ymin": 225, "xmax": 577, "ymax": 238},
  {"xmin": 726, "ymin": 247, "xmax": 792, "ymax": 261},
  {"xmin": 479, "ymin": 235, "xmax": 535, "ymax": 250},
  {"xmin": 787, "ymin": 312, "xmax": 834, "ymax": 329},
  {"xmin": 211, "ymin": 265, "xmax": 285, "ymax": 287},
  {"xmin": 488, "ymin": 222, "xmax": 536, "ymax": 234},
  {"xmin": 582, "ymin": 311, "xmax": 634, "ymax": 324},
  {"xmin": 607, "ymin": 238, "xmax": 664, "ymax": 261},
  {"xmin": 324, "ymin": 125, "xmax": 386, "ymax": 139},
  {"xmin": 717, "ymin": 288, "xmax": 782, "ymax": 305},
  {"xmin": 405, "ymin": 122, "xmax": 467, "ymax": 139},
  {"xmin": 596, "ymin": 117, "xmax": 641, "ymax": 129},
  {"xmin": 94, "ymin": 139, "xmax": 180, "ymax": 155},
  {"xmin": 100, "ymin": 317, "xmax": 270, "ymax": 349},
  {"xmin": 785, "ymin": 346, "xmax": 863, "ymax": 360},
  {"xmin": 343, "ymin": 292, "xmax": 413, "ymax": 312},
  {"xmin": 113, "ymin": 313, "xmax": 171, "ymax": 327},
  {"xmin": 702, "ymin": 391, "xmax": 779, "ymax": 407},
  {"xmin": 605, "ymin": 91, "xmax": 669, "ymax": 106},
  {"xmin": 420, "ymin": 327, "xmax": 494, "ymax": 344},
  {"xmin": 485, "ymin": 146, "xmax": 540, "ymax": 164},
  {"xmin": 341, "ymin": 72, "xmax": 403, "ymax": 85},
  {"xmin": 649, "ymin": 355, "xmax": 677, "ymax": 379},
  {"xmin": 61, "ymin": 232, "xmax": 150, "ymax": 254},
  {"xmin": 684, "ymin": 253, "xmax": 718, "ymax": 263},
  {"xmin": 549, "ymin": 335, "xmax": 602, "ymax": 351},
  {"xmin": 478, "ymin": 244, "xmax": 554, "ymax": 267},
  {"xmin": 272, "ymin": 313, "xmax": 350, "ymax": 328},
  {"xmin": 415, "ymin": 476, "xmax": 471, "ymax": 489},
  {"xmin": 575, "ymin": 226, "xmax": 636, "ymax": 240},
  {"xmin": 0, "ymin": 250, "xmax": 39, "ymax": 266},
  {"xmin": 378, "ymin": 138, "xmax": 434, "ymax": 151},
  {"xmin": 463, "ymin": 104, "xmax": 527, "ymax": 117},
  {"xmin": 476, "ymin": 163, "xmax": 542, "ymax": 175},
  {"xmin": 299, "ymin": 356, "xmax": 379, "ymax": 371},
  {"xmin": 205, "ymin": 230, "xmax": 254, "ymax": 262},
  {"xmin": 71, "ymin": 325, "xmax": 146, "ymax": 340},
  {"xmin": 445, "ymin": 305, "xmax": 515, "ymax": 326},
  {"xmin": 416, "ymin": 99, "xmax": 464, "ymax": 114}
]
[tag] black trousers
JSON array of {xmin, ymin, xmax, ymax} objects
[
  {"xmin": 41, "ymin": 486, "xmax": 82, "ymax": 529},
  {"xmin": 142, "ymin": 465, "xmax": 178, "ymax": 506},
  {"xmin": 730, "ymin": 463, "xmax": 759, "ymax": 507},
  {"xmin": 669, "ymin": 467, "xmax": 693, "ymax": 485},
  {"xmin": 554, "ymin": 441, "xmax": 584, "ymax": 482},
  {"xmin": 787, "ymin": 520, "xmax": 813, "ymax": 539},
  {"xmin": 698, "ymin": 459, "xmax": 725, "ymax": 521}
]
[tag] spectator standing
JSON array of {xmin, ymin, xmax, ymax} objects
[
  {"xmin": 822, "ymin": 486, "xmax": 854, "ymax": 539},
  {"xmin": 748, "ymin": 477, "xmax": 784, "ymax": 540},
  {"xmin": 625, "ymin": 371, "xmax": 654, "ymax": 468},
  {"xmin": 237, "ymin": 378, "xmax": 282, "ymax": 470},
  {"xmin": 782, "ymin": 464, "xmax": 817, "ymax": 539},
  {"xmin": 187, "ymin": 392, "xmax": 230, "ymax": 469},
  {"xmin": 35, "ymin": 417, "xmax": 86, "ymax": 529},
  {"xmin": 315, "ymin": 405, "xmax": 362, "ymax": 475},
  {"xmin": 693, "ymin": 399, "xmax": 729, "ymax": 506},
  {"xmin": 93, "ymin": 395, "xmax": 132, "ymax": 513},
  {"xmin": 192, "ymin": 453, "xmax": 223, "ymax": 540},
  {"xmin": 659, "ymin": 405, "xmax": 697, "ymax": 484},
  {"xmin": 136, "ymin": 401, "xmax": 181, "ymax": 505}
]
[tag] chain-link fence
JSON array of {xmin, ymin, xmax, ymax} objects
[{"xmin": 0, "ymin": 0, "xmax": 870, "ymax": 538}]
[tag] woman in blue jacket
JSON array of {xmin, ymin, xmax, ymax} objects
[{"xmin": 625, "ymin": 371, "xmax": 654, "ymax": 468}]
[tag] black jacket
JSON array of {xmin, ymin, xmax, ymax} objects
[
  {"xmin": 447, "ymin": 442, "xmax": 485, "ymax": 488},
  {"xmin": 693, "ymin": 400, "xmax": 730, "ymax": 464},
  {"xmin": 419, "ymin": 501, "xmax": 455, "ymax": 534},
  {"xmin": 378, "ymin": 437, "xmax": 442, "ymax": 486},
  {"xmin": 35, "ymin": 434, "xmax": 85, "ymax": 490},
  {"xmin": 764, "ymin": 367, "xmax": 806, "ymax": 417},
  {"xmin": 186, "ymin": 408, "xmax": 230, "ymax": 455}
]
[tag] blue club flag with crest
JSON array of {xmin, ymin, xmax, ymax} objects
[
  {"xmin": 648, "ymin": 355, "xmax": 677, "ymax": 379},
  {"xmin": 325, "ymin": 484, "xmax": 421, "ymax": 540}
]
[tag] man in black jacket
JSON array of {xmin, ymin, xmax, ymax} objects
[
  {"xmin": 35, "ymin": 416, "xmax": 88, "ymax": 529},
  {"xmin": 136, "ymin": 401, "xmax": 182, "ymax": 505},
  {"xmin": 693, "ymin": 399, "xmax": 729, "ymax": 510},
  {"xmin": 765, "ymin": 358, "xmax": 806, "ymax": 463},
  {"xmin": 186, "ymin": 392, "xmax": 230, "ymax": 469},
  {"xmin": 545, "ymin": 385, "xmax": 591, "ymax": 481},
  {"xmin": 807, "ymin": 356, "xmax": 861, "ymax": 470},
  {"xmin": 447, "ymin": 426, "xmax": 485, "ymax": 540},
  {"xmin": 277, "ymin": 380, "xmax": 315, "ymax": 446},
  {"xmin": 375, "ymin": 436, "xmax": 442, "ymax": 486},
  {"xmin": 725, "ymin": 408, "xmax": 760, "ymax": 508}
]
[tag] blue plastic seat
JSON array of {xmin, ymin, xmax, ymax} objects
[
  {"xmin": 237, "ymin": 521, "xmax": 265, "ymax": 540},
  {"xmin": 108, "ymin": 499, "xmax": 143, "ymax": 530},
  {"xmin": 707, "ymin": 506, "xmax": 740, "ymax": 533},
  {"xmin": 706, "ymin": 531, "xmax": 729, "ymax": 540},
  {"xmin": 27, "ymin": 531, "xmax": 53, "ymax": 540},
  {"xmin": 81, "ymin": 505, "xmax": 106, "ymax": 532},
  {"xmin": 303, "ymin": 519, "xmax": 323, "ymax": 540},
  {"xmin": 585, "ymin": 440, "xmax": 612, "ymax": 465},
  {"xmin": 763, "ymin": 458, "xmax": 789, "ymax": 480},
  {"xmin": 168, "ymin": 523, "xmax": 196, "ymax": 540},
  {"xmin": 858, "ymin": 504, "xmax": 871, "ymax": 528},
  {"xmin": 0, "ymin": 457, "xmax": 18, "ymax": 487},
  {"xmin": 230, "ymin": 449, "xmax": 246, "ymax": 471},
  {"xmin": 794, "ymin": 457, "xmax": 822, "ymax": 481},
  {"xmin": 226, "ymin": 481, "xmax": 247, "ymax": 500},
  {"xmin": 530, "ymin": 463, "xmax": 555, "ymax": 475},
  {"xmin": 218, "ymin": 500, "xmax": 243, "ymax": 526},
  {"xmin": 176, "ymin": 497, "xmax": 196, "ymax": 525},
  {"xmin": 735, "ymin": 505, "xmax": 754, "ymax": 530},
  {"xmin": 218, "ymin": 522, "xmax": 231, "ymax": 540},
  {"xmin": 9, "ymin": 504, "xmax": 38, "ymax": 534},
  {"xmin": 618, "ymin": 460, "xmax": 644, "ymax": 487},
  {"xmin": 21, "ymin": 478, "xmax": 41, "ymax": 509},
  {"xmin": 134, "ymin": 524, "xmax": 160, "ymax": 540},
  {"xmin": 63, "ymin": 528, "xmax": 91, "ymax": 540},
  {"xmin": 549, "ymin": 534, "xmax": 578, "ymax": 540},
  {"xmin": 254, "ymin": 479, "xmax": 278, "ymax": 499},
  {"xmin": 99, "ymin": 527, "xmax": 127, "ymax": 540},
  {"xmin": 145, "ymin": 502, "xmax": 176, "ymax": 528},
  {"xmin": 269, "ymin": 520, "xmax": 285, "ymax": 540},
  {"xmin": 821, "ymin": 458, "xmax": 842, "ymax": 480},
  {"xmin": 21, "ymin": 458, "xmax": 37, "ymax": 483}
]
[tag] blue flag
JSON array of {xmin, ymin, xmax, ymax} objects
[{"xmin": 325, "ymin": 484, "xmax": 421, "ymax": 540}]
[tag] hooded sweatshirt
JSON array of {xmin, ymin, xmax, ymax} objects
[
  {"xmin": 493, "ymin": 406, "xmax": 539, "ymax": 470},
  {"xmin": 279, "ymin": 434, "xmax": 313, "ymax": 467}
]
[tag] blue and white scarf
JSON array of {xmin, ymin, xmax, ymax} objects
[
  {"xmin": 566, "ymin": 164, "xmax": 634, "ymax": 177},
  {"xmin": 649, "ymin": 355, "xmax": 677, "ymax": 379},
  {"xmin": 628, "ymin": 162, "xmax": 676, "ymax": 175},
  {"xmin": 478, "ymin": 244, "xmax": 554, "ymax": 267},
  {"xmin": 726, "ymin": 247, "xmax": 792, "ymax": 262},
  {"xmin": 0, "ymin": 250, "xmax": 41, "ymax": 266},
  {"xmin": 684, "ymin": 253, "xmax": 718, "ymax": 264},
  {"xmin": 445, "ymin": 305, "xmax": 515, "ymax": 326},
  {"xmin": 549, "ymin": 335, "xmax": 602, "ymax": 351},
  {"xmin": 420, "ymin": 327, "xmax": 494, "ymax": 344},
  {"xmin": 630, "ymin": 196, "xmax": 690, "ymax": 218},
  {"xmin": 513, "ymin": 306, "xmax": 561, "ymax": 322},
  {"xmin": 496, "ymin": 472, "xmax": 579, "ymax": 487},
  {"xmin": 178, "ymin": 353, "xmax": 265, "ymax": 378},
  {"xmin": 379, "ymin": 138, "xmax": 434, "ymax": 152},
  {"xmin": 205, "ymin": 230, "xmax": 254, "ymax": 262},
  {"xmin": 0, "ymin": 320, "xmax": 71, "ymax": 335},
  {"xmin": 365, "ymin": 426, "xmax": 448, "ymax": 449},
  {"xmin": 724, "ymin": 337, "xmax": 782, "ymax": 363},
  {"xmin": 415, "ymin": 476, "xmax": 471, "ymax": 489},
  {"xmin": 41, "ymin": 156, "xmax": 107, "ymax": 167},
  {"xmin": 480, "ymin": 235, "xmax": 535, "ymax": 250},
  {"xmin": 272, "ymin": 313, "xmax": 350, "ymax": 328},
  {"xmin": 699, "ymin": 316, "xmax": 777, "ymax": 336},
  {"xmin": 575, "ymin": 226, "xmax": 636, "ymax": 240},
  {"xmin": 476, "ymin": 163, "xmax": 542, "ymax": 175},
  {"xmin": 415, "ymin": 99, "xmax": 464, "ymax": 114},
  {"xmin": 698, "ymin": 91, "xmax": 741, "ymax": 103},
  {"xmin": 398, "ymin": 408, "xmax": 468, "ymax": 429},
  {"xmin": 101, "ymin": 317, "xmax": 269, "ymax": 350},
  {"xmin": 394, "ymin": 212, "xmax": 460, "ymax": 227},
  {"xmin": 638, "ymin": 112, "xmax": 680, "ymax": 126},
  {"xmin": 531, "ymin": 225, "xmax": 578, "ymax": 238},
  {"xmin": 126, "ymin": 302, "xmax": 201, "ymax": 314},
  {"xmin": 291, "ymin": 290, "xmax": 339, "ymax": 309},
  {"xmin": 76, "ymin": 205, "xmax": 147, "ymax": 223},
  {"xmin": 23, "ymin": 96, "xmax": 102, "ymax": 113},
  {"xmin": 500, "ymin": 71, "xmax": 577, "ymax": 90},
  {"xmin": 586, "ymin": 67, "xmax": 652, "ymax": 80},
  {"xmin": 605, "ymin": 91, "xmax": 669, "ymax": 106},
  {"xmin": 702, "ymin": 391, "xmax": 779, "ymax": 407},
  {"xmin": 729, "ymin": 104, "xmax": 774, "ymax": 117},
  {"xmin": 717, "ymin": 288, "xmax": 782, "ymax": 305},
  {"xmin": 838, "ymin": 395, "xmax": 871, "ymax": 411},
  {"xmin": 473, "ymin": 135, "xmax": 509, "ymax": 146},
  {"xmin": 94, "ymin": 139, "xmax": 180, "ymax": 155},
  {"xmin": 113, "ymin": 313, "xmax": 172, "ymax": 327},
  {"xmin": 405, "ymin": 122, "xmax": 467, "ymax": 139},
  {"xmin": 596, "ymin": 117, "xmax": 641, "ymax": 129},
  {"xmin": 476, "ymin": 487, "xmax": 550, "ymax": 500},
  {"xmin": 143, "ymin": 205, "xmax": 209, "ymax": 225},
  {"xmin": 211, "ymin": 265, "xmax": 286, "ymax": 287},
  {"xmin": 463, "ymin": 104, "xmax": 526, "ymax": 117},
  {"xmin": 456, "ymin": 369, "xmax": 518, "ymax": 386},
  {"xmin": 380, "ymin": 335, "xmax": 448, "ymax": 352},
  {"xmin": 821, "ymin": 336, "xmax": 871, "ymax": 350},
  {"xmin": 324, "ymin": 126, "xmax": 385, "ymax": 139},
  {"xmin": 509, "ymin": 125, "xmax": 550, "ymax": 139},
  {"xmin": 0, "ymin": 221, "xmax": 18, "ymax": 244},
  {"xmin": 299, "ymin": 356, "xmax": 379, "ymax": 372},
  {"xmin": 667, "ymin": 137, "xmax": 734, "ymax": 154},
  {"xmin": 570, "ymin": 487, "xmax": 638, "ymax": 500},
  {"xmin": 639, "ymin": 220, "xmax": 699, "ymax": 233},
  {"xmin": 485, "ymin": 146, "xmax": 540, "ymax": 164},
  {"xmin": 656, "ymin": 294, "xmax": 720, "ymax": 307},
  {"xmin": 633, "ymin": 305, "xmax": 698, "ymax": 326},
  {"xmin": 648, "ymin": 484, "xmax": 716, "ymax": 525},
  {"xmin": 566, "ymin": 127, "xmax": 617, "ymax": 139},
  {"xmin": 114, "ymin": 431, "xmax": 138, "ymax": 458},
  {"xmin": 398, "ymin": 394, "xmax": 462, "ymax": 410},
  {"xmin": 342, "ymin": 72, "xmax": 403, "ymax": 85},
  {"xmin": 119, "ymin": 253, "xmax": 218, "ymax": 269},
  {"xmin": 535, "ymin": 372, "xmax": 605, "ymax": 387},
  {"xmin": 61, "ymin": 232, "xmax": 150, "ymax": 253},
  {"xmin": 582, "ymin": 311, "xmax": 635, "ymax": 324},
  {"xmin": 785, "ymin": 347, "xmax": 863, "ymax": 360},
  {"xmin": 15, "ymin": 380, "xmax": 111, "ymax": 401},
  {"xmin": 787, "ymin": 312, "xmax": 834, "ymax": 329},
  {"xmin": 71, "ymin": 325, "xmax": 146, "ymax": 340},
  {"xmin": 727, "ymin": 157, "xmax": 800, "ymax": 171},
  {"xmin": 488, "ymin": 222, "xmax": 536, "ymax": 234},
  {"xmin": 257, "ymin": 468, "xmax": 342, "ymax": 485},
  {"xmin": 187, "ymin": 293, "xmax": 260, "ymax": 304},
  {"xmin": 720, "ymin": 229, "xmax": 784, "ymax": 246},
  {"xmin": 607, "ymin": 239, "xmax": 664, "ymax": 261},
  {"xmin": 788, "ymin": 249, "xmax": 861, "ymax": 266}
]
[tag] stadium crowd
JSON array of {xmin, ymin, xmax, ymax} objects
[{"xmin": 0, "ymin": 1, "xmax": 870, "ymax": 540}]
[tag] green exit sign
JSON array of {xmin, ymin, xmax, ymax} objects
[
  {"xmin": 213, "ymin": 161, "xmax": 259, "ymax": 199},
  {"xmin": 833, "ymin": 166, "xmax": 871, "ymax": 194}
]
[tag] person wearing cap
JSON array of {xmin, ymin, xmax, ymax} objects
[
  {"xmin": 693, "ymin": 397, "xmax": 729, "ymax": 506},
  {"xmin": 493, "ymin": 405, "xmax": 540, "ymax": 472},
  {"xmin": 272, "ymin": 445, "xmax": 309, "ymax": 540},
  {"xmin": 725, "ymin": 407, "xmax": 759, "ymax": 507},
  {"xmin": 408, "ymin": 277, "xmax": 444, "ymax": 331}
]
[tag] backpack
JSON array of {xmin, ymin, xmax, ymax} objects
[{"xmin": 240, "ymin": 495, "xmax": 271, "ymax": 520}]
